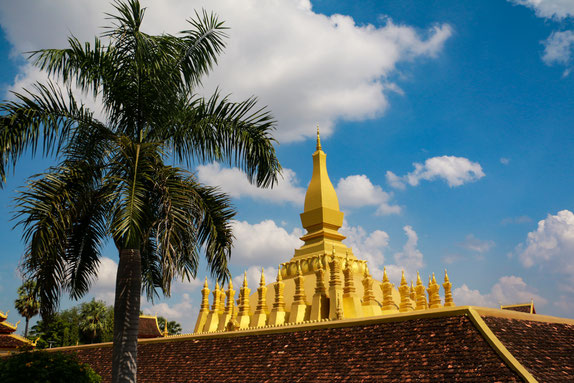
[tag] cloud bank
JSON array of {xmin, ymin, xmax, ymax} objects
[
  {"xmin": 386, "ymin": 156, "xmax": 485, "ymax": 189},
  {"xmin": 0, "ymin": 0, "xmax": 451, "ymax": 142}
]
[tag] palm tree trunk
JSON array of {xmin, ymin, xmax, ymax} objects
[
  {"xmin": 24, "ymin": 318, "xmax": 29, "ymax": 338},
  {"xmin": 111, "ymin": 248, "xmax": 142, "ymax": 383}
]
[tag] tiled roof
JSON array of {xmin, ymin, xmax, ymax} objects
[
  {"xmin": 0, "ymin": 334, "xmax": 32, "ymax": 350},
  {"xmin": 64, "ymin": 309, "xmax": 523, "ymax": 383},
  {"xmin": 483, "ymin": 315, "xmax": 574, "ymax": 382},
  {"xmin": 501, "ymin": 302, "xmax": 536, "ymax": 314},
  {"xmin": 0, "ymin": 320, "xmax": 17, "ymax": 334},
  {"xmin": 138, "ymin": 316, "xmax": 164, "ymax": 339}
]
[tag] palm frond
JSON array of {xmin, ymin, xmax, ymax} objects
[
  {"xmin": 166, "ymin": 92, "xmax": 281, "ymax": 188},
  {"xmin": 0, "ymin": 82, "xmax": 101, "ymax": 186}
]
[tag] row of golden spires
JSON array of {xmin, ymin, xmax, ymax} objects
[{"xmin": 194, "ymin": 250, "xmax": 455, "ymax": 333}]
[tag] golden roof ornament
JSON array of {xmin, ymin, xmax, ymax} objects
[
  {"xmin": 192, "ymin": 125, "xmax": 458, "ymax": 333},
  {"xmin": 443, "ymin": 269, "xmax": 455, "ymax": 307},
  {"xmin": 415, "ymin": 271, "xmax": 427, "ymax": 310}
]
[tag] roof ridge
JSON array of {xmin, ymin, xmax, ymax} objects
[{"xmin": 467, "ymin": 308, "xmax": 537, "ymax": 382}]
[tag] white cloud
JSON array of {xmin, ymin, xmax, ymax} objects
[
  {"xmin": 336, "ymin": 175, "xmax": 400, "ymax": 215},
  {"xmin": 509, "ymin": 0, "xmax": 574, "ymax": 19},
  {"xmin": 341, "ymin": 222, "xmax": 389, "ymax": 280},
  {"xmin": 454, "ymin": 275, "xmax": 547, "ymax": 307},
  {"xmin": 500, "ymin": 157, "xmax": 510, "ymax": 165},
  {"xmin": 542, "ymin": 30, "xmax": 574, "ymax": 69},
  {"xmin": 0, "ymin": 0, "xmax": 451, "ymax": 143},
  {"xmin": 91, "ymin": 257, "xmax": 117, "ymax": 305},
  {"xmin": 141, "ymin": 293, "xmax": 198, "ymax": 333},
  {"xmin": 342, "ymin": 223, "xmax": 423, "ymax": 282},
  {"xmin": 197, "ymin": 163, "xmax": 305, "ymax": 205},
  {"xmin": 387, "ymin": 156, "xmax": 485, "ymax": 189},
  {"xmin": 387, "ymin": 225, "xmax": 424, "ymax": 281},
  {"xmin": 230, "ymin": 220, "xmax": 303, "ymax": 267},
  {"xmin": 516, "ymin": 210, "xmax": 574, "ymax": 276},
  {"xmin": 509, "ymin": 0, "xmax": 574, "ymax": 75},
  {"xmin": 459, "ymin": 234, "xmax": 495, "ymax": 253},
  {"xmin": 232, "ymin": 265, "xmax": 278, "ymax": 291}
]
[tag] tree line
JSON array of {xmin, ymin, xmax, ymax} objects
[{"xmin": 16, "ymin": 282, "xmax": 181, "ymax": 349}]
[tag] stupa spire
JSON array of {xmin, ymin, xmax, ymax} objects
[{"xmin": 293, "ymin": 125, "xmax": 348, "ymax": 260}]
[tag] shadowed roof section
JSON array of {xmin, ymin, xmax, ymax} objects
[
  {"xmin": 138, "ymin": 316, "xmax": 164, "ymax": 339},
  {"xmin": 501, "ymin": 302, "xmax": 536, "ymax": 314}
]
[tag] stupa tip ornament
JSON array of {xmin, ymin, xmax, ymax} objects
[
  {"xmin": 193, "ymin": 129, "xmax": 457, "ymax": 333},
  {"xmin": 316, "ymin": 124, "xmax": 321, "ymax": 151}
]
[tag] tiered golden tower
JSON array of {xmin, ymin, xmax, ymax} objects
[{"xmin": 195, "ymin": 129, "xmax": 455, "ymax": 333}]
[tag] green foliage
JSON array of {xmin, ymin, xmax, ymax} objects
[
  {"xmin": 3, "ymin": 0, "xmax": 281, "ymax": 380},
  {"xmin": 157, "ymin": 316, "xmax": 182, "ymax": 335},
  {"xmin": 14, "ymin": 280, "xmax": 40, "ymax": 337},
  {"xmin": 29, "ymin": 300, "xmax": 113, "ymax": 348},
  {"xmin": 0, "ymin": 350, "xmax": 101, "ymax": 383}
]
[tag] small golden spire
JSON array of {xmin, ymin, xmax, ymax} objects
[
  {"xmin": 277, "ymin": 268, "xmax": 283, "ymax": 282},
  {"xmin": 443, "ymin": 269, "xmax": 455, "ymax": 307},
  {"xmin": 399, "ymin": 270, "xmax": 413, "ymax": 312},
  {"xmin": 199, "ymin": 278, "xmax": 211, "ymax": 312},
  {"xmin": 410, "ymin": 280, "xmax": 416, "ymax": 302},
  {"xmin": 255, "ymin": 270, "xmax": 268, "ymax": 314},
  {"xmin": 343, "ymin": 251, "xmax": 356, "ymax": 295},
  {"xmin": 362, "ymin": 266, "xmax": 376, "ymax": 305},
  {"xmin": 316, "ymin": 124, "xmax": 321, "ymax": 151},
  {"xmin": 415, "ymin": 271, "xmax": 427, "ymax": 310},
  {"xmin": 272, "ymin": 268, "xmax": 286, "ymax": 311},
  {"xmin": 428, "ymin": 273, "xmax": 442, "ymax": 309},
  {"xmin": 237, "ymin": 272, "xmax": 251, "ymax": 318},
  {"xmin": 382, "ymin": 266, "xmax": 389, "ymax": 283},
  {"xmin": 381, "ymin": 267, "xmax": 396, "ymax": 311},
  {"xmin": 293, "ymin": 261, "xmax": 306, "ymax": 305}
]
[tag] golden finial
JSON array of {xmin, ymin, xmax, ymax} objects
[
  {"xmin": 383, "ymin": 266, "xmax": 389, "ymax": 283},
  {"xmin": 410, "ymin": 280, "xmax": 416, "ymax": 302},
  {"xmin": 242, "ymin": 271, "xmax": 248, "ymax": 287},
  {"xmin": 415, "ymin": 271, "xmax": 427, "ymax": 310},
  {"xmin": 228, "ymin": 279, "xmax": 233, "ymax": 290},
  {"xmin": 399, "ymin": 270, "xmax": 413, "ymax": 312},
  {"xmin": 276, "ymin": 268, "xmax": 282, "ymax": 282},
  {"xmin": 260, "ymin": 268, "xmax": 266, "ymax": 286},
  {"xmin": 381, "ymin": 267, "xmax": 396, "ymax": 311},
  {"xmin": 316, "ymin": 124, "xmax": 321, "ymax": 150},
  {"xmin": 203, "ymin": 276, "xmax": 208, "ymax": 288},
  {"xmin": 428, "ymin": 273, "xmax": 442, "ymax": 309},
  {"xmin": 443, "ymin": 269, "xmax": 455, "ymax": 307},
  {"xmin": 293, "ymin": 261, "xmax": 306, "ymax": 305}
]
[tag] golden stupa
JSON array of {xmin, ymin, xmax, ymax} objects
[{"xmin": 194, "ymin": 128, "xmax": 454, "ymax": 333}]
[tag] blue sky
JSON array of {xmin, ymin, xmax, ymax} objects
[{"xmin": 1, "ymin": 0, "xmax": 573, "ymax": 332}]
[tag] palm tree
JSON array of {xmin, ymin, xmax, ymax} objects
[
  {"xmin": 2, "ymin": 1, "xmax": 280, "ymax": 381},
  {"xmin": 157, "ymin": 316, "xmax": 182, "ymax": 335},
  {"xmin": 79, "ymin": 299, "xmax": 109, "ymax": 343},
  {"xmin": 14, "ymin": 280, "xmax": 40, "ymax": 338}
]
